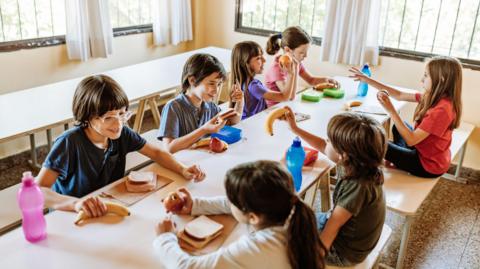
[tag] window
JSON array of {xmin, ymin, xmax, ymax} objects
[
  {"xmin": 236, "ymin": 0, "xmax": 327, "ymax": 43},
  {"xmin": 379, "ymin": 0, "xmax": 480, "ymax": 68},
  {"xmin": 0, "ymin": 0, "xmax": 153, "ymax": 52},
  {"xmin": 0, "ymin": 0, "xmax": 66, "ymax": 50},
  {"xmin": 236, "ymin": 0, "xmax": 480, "ymax": 69},
  {"xmin": 108, "ymin": 0, "xmax": 153, "ymax": 34}
]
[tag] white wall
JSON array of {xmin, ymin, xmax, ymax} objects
[
  {"xmin": 198, "ymin": 0, "xmax": 480, "ymax": 170},
  {"xmin": 0, "ymin": 0, "xmax": 206, "ymax": 159}
]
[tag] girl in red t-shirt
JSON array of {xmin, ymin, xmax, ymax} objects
[
  {"xmin": 349, "ymin": 56, "xmax": 463, "ymax": 178},
  {"xmin": 264, "ymin": 26, "xmax": 340, "ymax": 107}
]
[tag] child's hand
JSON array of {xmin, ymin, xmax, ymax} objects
[
  {"xmin": 74, "ymin": 196, "xmax": 107, "ymax": 218},
  {"xmin": 155, "ymin": 216, "xmax": 177, "ymax": 235},
  {"xmin": 348, "ymin": 66, "xmax": 369, "ymax": 83},
  {"xmin": 282, "ymin": 106, "xmax": 298, "ymax": 131},
  {"xmin": 174, "ymin": 187, "xmax": 194, "ymax": 215},
  {"xmin": 202, "ymin": 116, "xmax": 226, "ymax": 134},
  {"xmin": 181, "ymin": 165, "xmax": 205, "ymax": 182},
  {"xmin": 230, "ymin": 82, "xmax": 243, "ymax": 103},
  {"xmin": 377, "ymin": 91, "xmax": 395, "ymax": 114},
  {"xmin": 325, "ymin": 78, "xmax": 340, "ymax": 89},
  {"xmin": 286, "ymin": 55, "xmax": 299, "ymax": 75}
]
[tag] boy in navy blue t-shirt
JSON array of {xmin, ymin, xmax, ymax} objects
[{"xmin": 37, "ymin": 75, "xmax": 205, "ymax": 219}]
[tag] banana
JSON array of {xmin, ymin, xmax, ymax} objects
[
  {"xmin": 344, "ymin": 100, "xmax": 363, "ymax": 111},
  {"xmin": 314, "ymin": 82, "xmax": 336, "ymax": 91},
  {"xmin": 191, "ymin": 138, "xmax": 211, "ymax": 149},
  {"xmin": 265, "ymin": 107, "xmax": 288, "ymax": 136},
  {"xmin": 74, "ymin": 201, "xmax": 130, "ymax": 225}
]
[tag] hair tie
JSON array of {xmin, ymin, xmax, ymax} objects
[{"xmin": 277, "ymin": 33, "xmax": 282, "ymax": 39}]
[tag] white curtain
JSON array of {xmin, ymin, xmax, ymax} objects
[
  {"xmin": 153, "ymin": 0, "xmax": 193, "ymax": 46},
  {"xmin": 65, "ymin": 0, "xmax": 113, "ymax": 61},
  {"xmin": 320, "ymin": 0, "xmax": 381, "ymax": 66}
]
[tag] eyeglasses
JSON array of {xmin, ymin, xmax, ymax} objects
[{"xmin": 97, "ymin": 111, "xmax": 133, "ymax": 125}]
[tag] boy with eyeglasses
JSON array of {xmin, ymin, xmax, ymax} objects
[{"xmin": 36, "ymin": 75, "xmax": 205, "ymax": 219}]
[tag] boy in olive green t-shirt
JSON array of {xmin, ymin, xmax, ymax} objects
[{"xmin": 284, "ymin": 108, "xmax": 387, "ymax": 266}]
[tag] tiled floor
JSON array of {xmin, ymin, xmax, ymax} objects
[{"xmin": 1, "ymin": 113, "xmax": 479, "ymax": 269}]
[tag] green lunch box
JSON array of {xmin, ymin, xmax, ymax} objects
[
  {"xmin": 301, "ymin": 89, "xmax": 323, "ymax": 102},
  {"xmin": 323, "ymin": 88, "xmax": 345, "ymax": 99}
]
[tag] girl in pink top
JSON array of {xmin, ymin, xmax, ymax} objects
[
  {"xmin": 265, "ymin": 26, "xmax": 340, "ymax": 107},
  {"xmin": 349, "ymin": 56, "xmax": 463, "ymax": 178}
]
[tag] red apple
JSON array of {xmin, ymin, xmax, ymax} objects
[
  {"xmin": 163, "ymin": 192, "xmax": 185, "ymax": 213},
  {"xmin": 209, "ymin": 137, "xmax": 226, "ymax": 153}
]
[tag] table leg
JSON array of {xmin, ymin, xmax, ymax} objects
[
  {"xmin": 46, "ymin": 129, "xmax": 52, "ymax": 151},
  {"xmin": 319, "ymin": 172, "xmax": 331, "ymax": 212},
  {"xmin": 147, "ymin": 97, "xmax": 161, "ymax": 128},
  {"xmin": 303, "ymin": 180, "xmax": 319, "ymax": 207},
  {"xmin": 28, "ymin": 134, "xmax": 40, "ymax": 169},
  {"xmin": 133, "ymin": 99, "xmax": 146, "ymax": 132}
]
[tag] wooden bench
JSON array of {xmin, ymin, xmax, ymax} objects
[
  {"xmin": 443, "ymin": 121, "xmax": 475, "ymax": 183},
  {"xmin": 0, "ymin": 184, "xmax": 21, "ymax": 235},
  {"xmin": 327, "ymin": 225, "xmax": 392, "ymax": 269},
  {"xmin": 382, "ymin": 121, "xmax": 474, "ymax": 269}
]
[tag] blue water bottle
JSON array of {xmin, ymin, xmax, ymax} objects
[
  {"xmin": 357, "ymin": 64, "xmax": 371, "ymax": 97},
  {"xmin": 286, "ymin": 137, "xmax": 306, "ymax": 192}
]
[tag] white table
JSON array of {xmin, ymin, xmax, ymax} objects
[
  {"xmin": 0, "ymin": 46, "xmax": 231, "ymax": 167},
  {"xmin": 0, "ymin": 76, "xmax": 408, "ymax": 269},
  {"xmin": 0, "ymin": 89, "xmax": 336, "ymax": 268}
]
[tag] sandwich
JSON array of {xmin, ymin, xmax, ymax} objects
[
  {"xmin": 217, "ymin": 108, "xmax": 237, "ymax": 122},
  {"xmin": 178, "ymin": 215, "xmax": 224, "ymax": 249},
  {"xmin": 125, "ymin": 171, "xmax": 157, "ymax": 192}
]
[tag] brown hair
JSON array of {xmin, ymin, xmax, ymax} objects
[
  {"xmin": 181, "ymin": 53, "xmax": 227, "ymax": 94},
  {"xmin": 414, "ymin": 56, "xmax": 462, "ymax": 129},
  {"xmin": 225, "ymin": 160, "xmax": 326, "ymax": 269},
  {"xmin": 72, "ymin": 75, "xmax": 128, "ymax": 127},
  {"xmin": 266, "ymin": 26, "xmax": 312, "ymax": 55},
  {"xmin": 231, "ymin": 41, "xmax": 263, "ymax": 108},
  {"xmin": 327, "ymin": 113, "xmax": 387, "ymax": 184}
]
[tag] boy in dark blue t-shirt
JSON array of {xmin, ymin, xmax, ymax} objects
[{"xmin": 37, "ymin": 75, "xmax": 205, "ymax": 219}]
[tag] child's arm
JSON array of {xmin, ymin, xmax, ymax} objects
[
  {"xmin": 229, "ymin": 82, "xmax": 244, "ymax": 125},
  {"xmin": 162, "ymin": 116, "xmax": 226, "ymax": 153},
  {"xmin": 273, "ymin": 60, "xmax": 299, "ymax": 101},
  {"xmin": 377, "ymin": 92, "xmax": 430, "ymax": 146},
  {"xmin": 263, "ymin": 61, "xmax": 299, "ymax": 102},
  {"xmin": 349, "ymin": 67, "xmax": 417, "ymax": 102},
  {"xmin": 319, "ymin": 206, "xmax": 352, "ymax": 250},
  {"xmin": 36, "ymin": 167, "xmax": 107, "ymax": 216},
  {"xmin": 138, "ymin": 143, "xmax": 205, "ymax": 181},
  {"xmin": 283, "ymin": 106, "xmax": 327, "ymax": 152},
  {"xmin": 299, "ymin": 68, "xmax": 340, "ymax": 89}
]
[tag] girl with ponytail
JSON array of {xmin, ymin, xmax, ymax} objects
[
  {"xmin": 153, "ymin": 160, "xmax": 326, "ymax": 269},
  {"xmin": 265, "ymin": 26, "xmax": 340, "ymax": 107}
]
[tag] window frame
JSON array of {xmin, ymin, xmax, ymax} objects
[
  {"xmin": 234, "ymin": 0, "xmax": 480, "ymax": 71},
  {"xmin": 0, "ymin": 24, "xmax": 153, "ymax": 53}
]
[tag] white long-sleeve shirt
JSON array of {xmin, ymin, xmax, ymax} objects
[{"xmin": 153, "ymin": 196, "xmax": 292, "ymax": 269}]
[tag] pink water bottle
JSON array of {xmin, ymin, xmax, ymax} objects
[{"xmin": 17, "ymin": 171, "xmax": 47, "ymax": 242}]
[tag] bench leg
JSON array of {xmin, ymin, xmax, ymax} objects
[
  {"xmin": 319, "ymin": 171, "xmax": 331, "ymax": 212},
  {"xmin": 442, "ymin": 143, "xmax": 468, "ymax": 184},
  {"xmin": 396, "ymin": 215, "xmax": 413, "ymax": 269},
  {"xmin": 455, "ymin": 143, "xmax": 467, "ymax": 179},
  {"xmin": 28, "ymin": 134, "xmax": 41, "ymax": 169}
]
